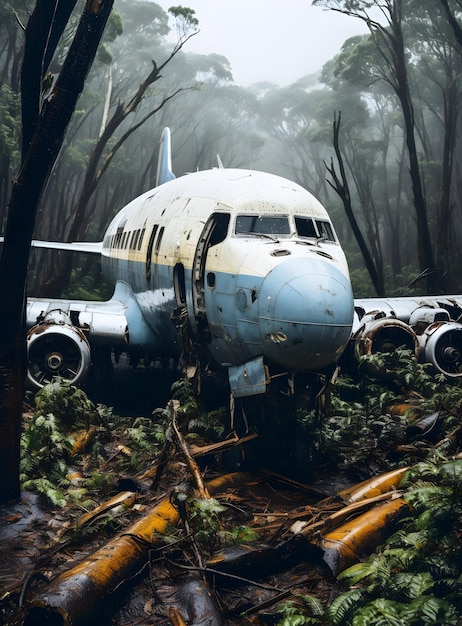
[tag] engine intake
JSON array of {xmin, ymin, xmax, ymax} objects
[
  {"xmin": 418, "ymin": 322, "xmax": 462, "ymax": 377},
  {"xmin": 26, "ymin": 312, "xmax": 92, "ymax": 391},
  {"xmin": 353, "ymin": 317, "xmax": 420, "ymax": 361}
]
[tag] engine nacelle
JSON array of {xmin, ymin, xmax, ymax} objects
[
  {"xmin": 353, "ymin": 316, "xmax": 420, "ymax": 362},
  {"xmin": 339, "ymin": 314, "xmax": 420, "ymax": 379},
  {"xmin": 418, "ymin": 321, "xmax": 462, "ymax": 377},
  {"xmin": 26, "ymin": 311, "xmax": 92, "ymax": 391}
]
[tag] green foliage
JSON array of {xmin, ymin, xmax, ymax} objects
[
  {"xmin": 21, "ymin": 382, "xmax": 113, "ymax": 506},
  {"xmin": 125, "ymin": 417, "xmax": 165, "ymax": 450},
  {"xmin": 20, "ymin": 413, "xmax": 74, "ymax": 475},
  {"xmin": 97, "ymin": 9, "xmax": 123, "ymax": 64},
  {"xmin": 308, "ymin": 349, "xmax": 462, "ymax": 470},
  {"xmin": 0, "ymin": 84, "xmax": 20, "ymax": 167},
  {"xmin": 183, "ymin": 495, "xmax": 258, "ymax": 555},
  {"xmin": 21, "ymin": 477, "xmax": 68, "ymax": 508},
  {"xmin": 34, "ymin": 378, "xmax": 98, "ymax": 428},
  {"xmin": 325, "ymin": 590, "xmax": 365, "ymax": 625},
  {"xmin": 274, "ymin": 594, "xmax": 325, "ymax": 625},
  {"xmin": 168, "ymin": 5, "xmax": 199, "ymax": 32},
  {"xmin": 20, "ymin": 412, "xmax": 74, "ymax": 506},
  {"xmin": 63, "ymin": 265, "xmax": 112, "ymax": 301},
  {"xmin": 326, "ymin": 457, "xmax": 462, "ymax": 625},
  {"xmin": 107, "ymin": 415, "xmax": 165, "ymax": 472},
  {"xmin": 155, "ymin": 378, "xmax": 225, "ymax": 440},
  {"xmin": 180, "ymin": 494, "xmax": 224, "ymax": 554},
  {"xmin": 82, "ymin": 471, "xmax": 114, "ymax": 494}
]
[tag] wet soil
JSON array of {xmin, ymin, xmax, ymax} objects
[
  {"xmin": 0, "ymin": 365, "xmax": 394, "ymax": 625},
  {"xmin": 0, "ymin": 458, "xmax": 356, "ymax": 626}
]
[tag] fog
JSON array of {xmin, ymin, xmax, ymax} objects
[{"xmin": 153, "ymin": 0, "xmax": 368, "ymax": 86}]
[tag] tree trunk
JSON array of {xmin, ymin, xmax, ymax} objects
[
  {"xmin": 326, "ymin": 113, "xmax": 386, "ymax": 297},
  {"xmin": 0, "ymin": 0, "xmax": 114, "ymax": 503}
]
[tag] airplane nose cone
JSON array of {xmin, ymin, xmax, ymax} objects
[{"xmin": 258, "ymin": 256, "xmax": 354, "ymax": 370}]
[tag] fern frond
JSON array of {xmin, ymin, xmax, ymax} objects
[
  {"xmin": 394, "ymin": 572, "xmax": 434, "ymax": 599},
  {"xmin": 338, "ymin": 561, "xmax": 380, "ymax": 585},
  {"xmin": 350, "ymin": 598, "xmax": 403, "ymax": 626},
  {"xmin": 438, "ymin": 460, "xmax": 462, "ymax": 484},
  {"xmin": 400, "ymin": 595, "xmax": 459, "ymax": 625},
  {"xmin": 324, "ymin": 589, "xmax": 364, "ymax": 625},
  {"xmin": 294, "ymin": 593, "xmax": 325, "ymax": 617}
]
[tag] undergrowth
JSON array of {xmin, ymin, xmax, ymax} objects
[
  {"xmin": 283, "ymin": 349, "xmax": 462, "ymax": 625},
  {"xmin": 18, "ymin": 354, "xmax": 462, "ymax": 625},
  {"xmin": 300, "ymin": 348, "xmax": 462, "ymax": 474},
  {"xmin": 20, "ymin": 378, "xmax": 226, "ymax": 511},
  {"xmin": 325, "ymin": 455, "xmax": 462, "ymax": 626}
]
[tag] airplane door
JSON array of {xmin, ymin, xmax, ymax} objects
[{"xmin": 191, "ymin": 213, "xmax": 229, "ymax": 340}]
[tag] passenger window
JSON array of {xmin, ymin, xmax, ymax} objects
[
  {"xmin": 115, "ymin": 227, "xmax": 124, "ymax": 248},
  {"xmin": 155, "ymin": 226, "xmax": 165, "ymax": 253},
  {"xmin": 137, "ymin": 228, "xmax": 145, "ymax": 250}
]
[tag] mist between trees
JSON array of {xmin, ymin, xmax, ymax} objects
[{"xmin": 1, "ymin": 0, "xmax": 462, "ymax": 298}]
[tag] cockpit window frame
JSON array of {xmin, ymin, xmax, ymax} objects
[
  {"xmin": 234, "ymin": 214, "xmax": 291, "ymax": 237},
  {"xmin": 295, "ymin": 215, "xmax": 337, "ymax": 243}
]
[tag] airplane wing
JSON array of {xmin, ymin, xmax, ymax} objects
[
  {"xmin": 350, "ymin": 295, "xmax": 462, "ymax": 377},
  {"xmin": 0, "ymin": 237, "xmax": 103, "ymax": 254},
  {"xmin": 30, "ymin": 240, "xmax": 103, "ymax": 254},
  {"xmin": 25, "ymin": 281, "xmax": 157, "ymax": 391}
]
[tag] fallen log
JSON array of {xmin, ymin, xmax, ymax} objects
[
  {"xmin": 336, "ymin": 466, "xmax": 409, "ymax": 503},
  {"xmin": 269, "ymin": 466, "xmax": 409, "ymax": 543},
  {"xmin": 23, "ymin": 472, "xmax": 254, "ymax": 626},
  {"xmin": 165, "ymin": 575, "xmax": 227, "ymax": 626},
  {"xmin": 208, "ymin": 468, "xmax": 411, "ymax": 587},
  {"xmin": 321, "ymin": 497, "xmax": 409, "ymax": 575},
  {"xmin": 306, "ymin": 467, "xmax": 411, "ymax": 575},
  {"xmin": 208, "ymin": 491, "xmax": 408, "ymax": 586},
  {"xmin": 207, "ymin": 534, "xmax": 321, "ymax": 584}
]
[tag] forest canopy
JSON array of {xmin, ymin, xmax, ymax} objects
[{"xmin": 1, "ymin": 0, "xmax": 462, "ymax": 297}]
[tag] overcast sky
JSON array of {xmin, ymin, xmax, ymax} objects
[{"xmin": 154, "ymin": 0, "xmax": 367, "ymax": 86}]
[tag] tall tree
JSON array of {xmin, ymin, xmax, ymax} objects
[
  {"xmin": 36, "ymin": 5, "xmax": 199, "ymax": 297},
  {"xmin": 313, "ymin": 0, "xmax": 437, "ymax": 293},
  {"xmin": 408, "ymin": 0, "xmax": 462, "ymax": 287},
  {"xmin": 0, "ymin": 0, "xmax": 113, "ymax": 502},
  {"xmin": 326, "ymin": 112, "xmax": 386, "ymax": 295},
  {"xmin": 439, "ymin": 0, "xmax": 462, "ymax": 48}
]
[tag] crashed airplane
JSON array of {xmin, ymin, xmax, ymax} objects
[{"xmin": 24, "ymin": 128, "xmax": 462, "ymax": 398}]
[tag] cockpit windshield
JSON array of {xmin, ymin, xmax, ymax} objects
[
  {"xmin": 295, "ymin": 216, "xmax": 336, "ymax": 242},
  {"xmin": 235, "ymin": 215, "xmax": 290, "ymax": 235},
  {"xmin": 234, "ymin": 214, "xmax": 337, "ymax": 242}
]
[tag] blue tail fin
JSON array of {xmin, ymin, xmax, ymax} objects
[{"xmin": 156, "ymin": 127, "xmax": 176, "ymax": 186}]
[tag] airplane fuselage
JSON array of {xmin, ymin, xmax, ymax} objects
[
  {"xmin": 25, "ymin": 133, "xmax": 462, "ymax": 395},
  {"xmin": 98, "ymin": 168, "xmax": 354, "ymax": 394}
]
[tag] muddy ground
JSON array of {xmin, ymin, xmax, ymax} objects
[{"xmin": 1, "ymin": 359, "xmax": 460, "ymax": 625}]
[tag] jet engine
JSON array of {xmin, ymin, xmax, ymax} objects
[
  {"xmin": 353, "ymin": 314, "xmax": 420, "ymax": 362},
  {"xmin": 417, "ymin": 322, "xmax": 462, "ymax": 377},
  {"xmin": 26, "ymin": 311, "xmax": 92, "ymax": 391},
  {"xmin": 340, "ymin": 313, "xmax": 420, "ymax": 379}
]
